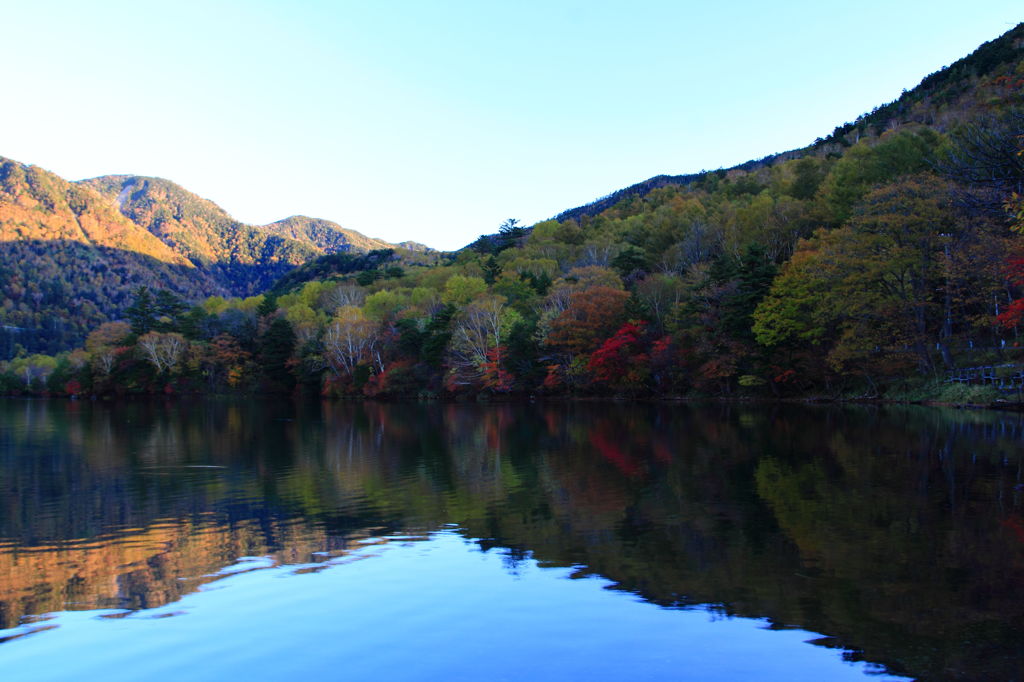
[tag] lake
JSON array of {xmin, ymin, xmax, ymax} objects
[{"xmin": 0, "ymin": 398, "xmax": 1021, "ymax": 680}]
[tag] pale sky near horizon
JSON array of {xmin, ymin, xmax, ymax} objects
[{"xmin": 2, "ymin": 1, "xmax": 1020, "ymax": 250}]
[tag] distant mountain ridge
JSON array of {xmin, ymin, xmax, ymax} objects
[
  {"xmin": 262, "ymin": 215, "xmax": 398, "ymax": 254},
  {"xmin": 0, "ymin": 162, "xmax": 417, "ymax": 354},
  {"xmin": 554, "ymin": 22, "xmax": 1024, "ymax": 224},
  {"xmin": 81, "ymin": 175, "xmax": 321, "ymax": 295}
]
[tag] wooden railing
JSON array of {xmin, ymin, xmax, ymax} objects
[{"xmin": 946, "ymin": 364, "xmax": 1024, "ymax": 392}]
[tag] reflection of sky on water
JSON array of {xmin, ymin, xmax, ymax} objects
[
  {"xmin": 1, "ymin": 398, "xmax": 1021, "ymax": 679},
  {"xmin": 0, "ymin": 531, "xmax": 904, "ymax": 682}
]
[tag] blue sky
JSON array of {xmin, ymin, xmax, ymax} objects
[{"xmin": 2, "ymin": 1, "xmax": 1020, "ymax": 250}]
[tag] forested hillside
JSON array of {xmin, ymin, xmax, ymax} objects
[
  {"xmin": 0, "ymin": 166, "xmax": 416, "ymax": 355},
  {"xmin": 261, "ymin": 215, "xmax": 395, "ymax": 255},
  {"xmin": 558, "ymin": 22, "xmax": 1024, "ymax": 222},
  {"xmin": 0, "ymin": 158, "xmax": 226, "ymax": 356},
  {"xmin": 3, "ymin": 24, "xmax": 1024, "ymax": 400}
]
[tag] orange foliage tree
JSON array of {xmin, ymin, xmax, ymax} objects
[
  {"xmin": 545, "ymin": 286, "xmax": 630, "ymax": 356},
  {"xmin": 543, "ymin": 286, "xmax": 629, "ymax": 389}
]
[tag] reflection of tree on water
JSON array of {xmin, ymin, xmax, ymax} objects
[
  {"xmin": 0, "ymin": 399, "xmax": 1022, "ymax": 679},
  {"xmin": 750, "ymin": 413, "xmax": 1024, "ymax": 678}
]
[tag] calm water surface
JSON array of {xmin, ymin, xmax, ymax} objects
[{"xmin": 0, "ymin": 399, "xmax": 1022, "ymax": 680}]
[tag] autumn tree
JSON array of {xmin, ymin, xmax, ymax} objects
[
  {"xmin": 818, "ymin": 129, "xmax": 940, "ymax": 225},
  {"xmin": 587, "ymin": 321, "xmax": 651, "ymax": 394},
  {"xmin": 323, "ymin": 306, "xmax": 381, "ymax": 376},
  {"xmin": 988, "ymin": 123, "xmax": 1024, "ymax": 330},
  {"xmin": 542, "ymin": 286, "xmax": 630, "ymax": 389},
  {"xmin": 137, "ymin": 332, "xmax": 188, "ymax": 374},
  {"xmin": 545, "ymin": 286, "xmax": 630, "ymax": 357},
  {"xmin": 85, "ymin": 321, "xmax": 131, "ymax": 375},
  {"xmin": 447, "ymin": 294, "xmax": 521, "ymax": 391},
  {"xmin": 203, "ymin": 333, "xmax": 253, "ymax": 388},
  {"xmin": 321, "ymin": 283, "xmax": 365, "ymax": 312},
  {"xmin": 755, "ymin": 174, "xmax": 963, "ymax": 387},
  {"xmin": 941, "ymin": 110, "xmax": 1024, "ymax": 215},
  {"xmin": 442, "ymin": 275, "xmax": 488, "ymax": 306},
  {"xmin": 363, "ymin": 289, "xmax": 411, "ymax": 321}
]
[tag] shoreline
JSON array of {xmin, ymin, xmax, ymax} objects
[{"xmin": 2, "ymin": 391, "xmax": 1023, "ymax": 414}]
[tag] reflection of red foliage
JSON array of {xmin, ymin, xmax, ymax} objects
[
  {"xmin": 484, "ymin": 410, "xmax": 508, "ymax": 450},
  {"xmin": 589, "ymin": 425, "xmax": 641, "ymax": 476},
  {"xmin": 542, "ymin": 408, "xmax": 561, "ymax": 434}
]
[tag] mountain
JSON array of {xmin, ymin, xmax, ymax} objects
[
  {"xmin": 80, "ymin": 175, "xmax": 324, "ymax": 295},
  {"xmin": 0, "ymin": 166, "xmax": 415, "ymax": 355},
  {"xmin": 80, "ymin": 177, "xmax": 433, "ymax": 279},
  {"xmin": 0, "ymin": 158, "xmax": 229, "ymax": 355},
  {"xmin": 554, "ymin": 22, "xmax": 1024, "ymax": 224},
  {"xmin": 261, "ymin": 215, "xmax": 397, "ymax": 254}
]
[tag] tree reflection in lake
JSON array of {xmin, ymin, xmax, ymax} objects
[{"xmin": 0, "ymin": 398, "xmax": 1022, "ymax": 679}]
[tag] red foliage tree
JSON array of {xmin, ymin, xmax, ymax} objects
[
  {"xmin": 997, "ymin": 256, "xmax": 1024, "ymax": 328},
  {"xmin": 586, "ymin": 321, "xmax": 651, "ymax": 393},
  {"xmin": 480, "ymin": 346, "xmax": 515, "ymax": 393}
]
